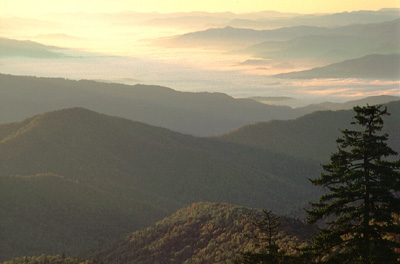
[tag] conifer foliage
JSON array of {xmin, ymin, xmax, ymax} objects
[
  {"xmin": 306, "ymin": 105, "xmax": 400, "ymax": 263},
  {"xmin": 239, "ymin": 210, "xmax": 300, "ymax": 264},
  {"xmin": 240, "ymin": 210, "xmax": 282, "ymax": 263}
]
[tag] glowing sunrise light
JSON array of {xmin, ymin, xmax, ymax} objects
[
  {"xmin": 1, "ymin": 0, "xmax": 398, "ymax": 101},
  {"xmin": 1, "ymin": 0, "xmax": 399, "ymax": 16}
]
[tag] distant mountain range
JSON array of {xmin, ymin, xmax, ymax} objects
[
  {"xmin": 0, "ymin": 73, "xmax": 300, "ymax": 136},
  {"xmin": 248, "ymin": 95, "xmax": 399, "ymax": 110},
  {"xmin": 274, "ymin": 54, "xmax": 400, "ymax": 79},
  {"xmin": 1, "ymin": 73, "xmax": 398, "ymax": 137},
  {"xmin": 157, "ymin": 18, "xmax": 400, "ymax": 53},
  {"xmin": 227, "ymin": 8, "xmax": 400, "ymax": 29},
  {"xmin": 144, "ymin": 9, "xmax": 400, "ymax": 30},
  {"xmin": 243, "ymin": 19, "xmax": 400, "ymax": 61},
  {"xmin": 1, "ymin": 101, "xmax": 399, "ymax": 259},
  {"xmin": 297, "ymin": 95, "xmax": 400, "ymax": 112},
  {"xmin": 0, "ymin": 37, "xmax": 65, "ymax": 58},
  {"xmin": 156, "ymin": 25, "xmax": 336, "ymax": 48},
  {"xmin": 156, "ymin": 18, "xmax": 399, "ymax": 80},
  {"xmin": 218, "ymin": 100, "xmax": 400, "ymax": 162},
  {"xmin": 88, "ymin": 202, "xmax": 316, "ymax": 264}
]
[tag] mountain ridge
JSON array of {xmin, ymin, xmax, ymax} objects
[
  {"xmin": 0, "ymin": 37, "xmax": 65, "ymax": 58},
  {"xmin": 1, "ymin": 102, "xmax": 399, "ymax": 260},
  {"xmin": 274, "ymin": 54, "xmax": 400, "ymax": 79},
  {"xmin": 2, "ymin": 73, "xmax": 398, "ymax": 137},
  {"xmin": 218, "ymin": 100, "xmax": 400, "ymax": 162},
  {"xmin": 0, "ymin": 73, "xmax": 300, "ymax": 136},
  {"xmin": 226, "ymin": 8, "xmax": 400, "ymax": 29},
  {"xmin": 157, "ymin": 19, "xmax": 400, "ymax": 50},
  {"xmin": 156, "ymin": 25, "xmax": 333, "ymax": 48},
  {"xmin": 0, "ymin": 106, "xmax": 324, "ymax": 259},
  {"xmin": 297, "ymin": 95, "xmax": 400, "ymax": 112}
]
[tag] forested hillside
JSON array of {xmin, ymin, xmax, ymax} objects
[
  {"xmin": 1, "ymin": 255, "xmax": 93, "ymax": 264},
  {"xmin": 0, "ymin": 173, "xmax": 165, "ymax": 260},
  {"xmin": 219, "ymin": 100, "xmax": 400, "ymax": 162},
  {"xmin": 0, "ymin": 108, "xmax": 319, "ymax": 260},
  {"xmin": 89, "ymin": 202, "xmax": 315, "ymax": 264},
  {"xmin": 1, "ymin": 102, "xmax": 398, "ymax": 260}
]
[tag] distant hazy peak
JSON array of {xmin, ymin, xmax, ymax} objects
[{"xmin": 275, "ymin": 54, "xmax": 400, "ymax": 80}]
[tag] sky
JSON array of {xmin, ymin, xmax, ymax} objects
[
  {"xmin": 0, "ymin": 0, "xmax": 399, "ymax": 102},
  {"xmin": 1, "ymin": 0, "xmax": 400, "ymax": 16}
]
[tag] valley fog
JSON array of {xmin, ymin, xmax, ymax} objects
[{"xmin": 1, "ymin": 10, "xmax": 399, "ymax": 103}]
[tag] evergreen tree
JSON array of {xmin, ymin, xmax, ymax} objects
[
  {"xmin": 306, "ymin": 105, "xmax": 400, "ymax": 263},
  {"xmin": 239, "ymin": 210, "xmax": 298, "ymax": 264},
  {"xmin": 247, "ymin": 210, "xmax": 280, "ymax": 263}
]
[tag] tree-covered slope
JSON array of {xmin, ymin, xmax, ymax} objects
[
  {"xmin": 2, "ymin": 102, "xmax": 398, "ymax": 261},
  {"xmin": 1, "ymin": 255, "xmax": 93, "ymax": 264},
  {"xmin": 0, "ymin": 107, "xmax": 318, "ymax": 210},
  {"xmin": 218, "ymin": 100, "xmax": 400, "ymax": 162},
  {"xmin": 0, "ymin": 107, "xmax": 320, "ymax": 260},
  {"xmin": 89, "ymin": 202, "xmax": 316, "ymax": 264},
  {"xmin": 0, "ymin": 173, "xmax": 166, "ymax": 260}
]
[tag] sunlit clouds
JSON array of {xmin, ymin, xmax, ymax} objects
[
  {"xmin": 297, "ymin": 79, "xmax": 400, "ymax": 99},
  {"xmin": 304, "ymin": 87, "xmax": 400, "ymax": 99},
  {"xmin": 291, "ymin": 78, "xmax": 400, "ymax": 88}
]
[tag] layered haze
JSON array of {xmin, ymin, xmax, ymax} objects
[{"xmin": 0, "ymin": 4, "xmax": 399, "ymax": 102}]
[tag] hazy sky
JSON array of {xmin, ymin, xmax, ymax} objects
[
  {"xmin": 1, "ymin": 0, "xmax": 399, "ymax": 16},
  {"xmin": 1, "ymin": 0, "xmax": 399, "ymax": 101}
]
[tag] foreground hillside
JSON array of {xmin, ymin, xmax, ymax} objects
[
  {"xmin": 1, "ymin": 255, "xmax": 93, "ymax": 264},
  {"xmin": 1, "ymin": 203, "xmax": 315, "ymax": 264},
  {"xmin": 89, "ymin": 202, "xmax": 315, "ymax": 264},
  {"xmin": 0, "ymin": 173, "xmax": 165, "ymax": 260},
  {"xmin": 0, "ymin": 108, "xmax": 320, "ymax": 260}
]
